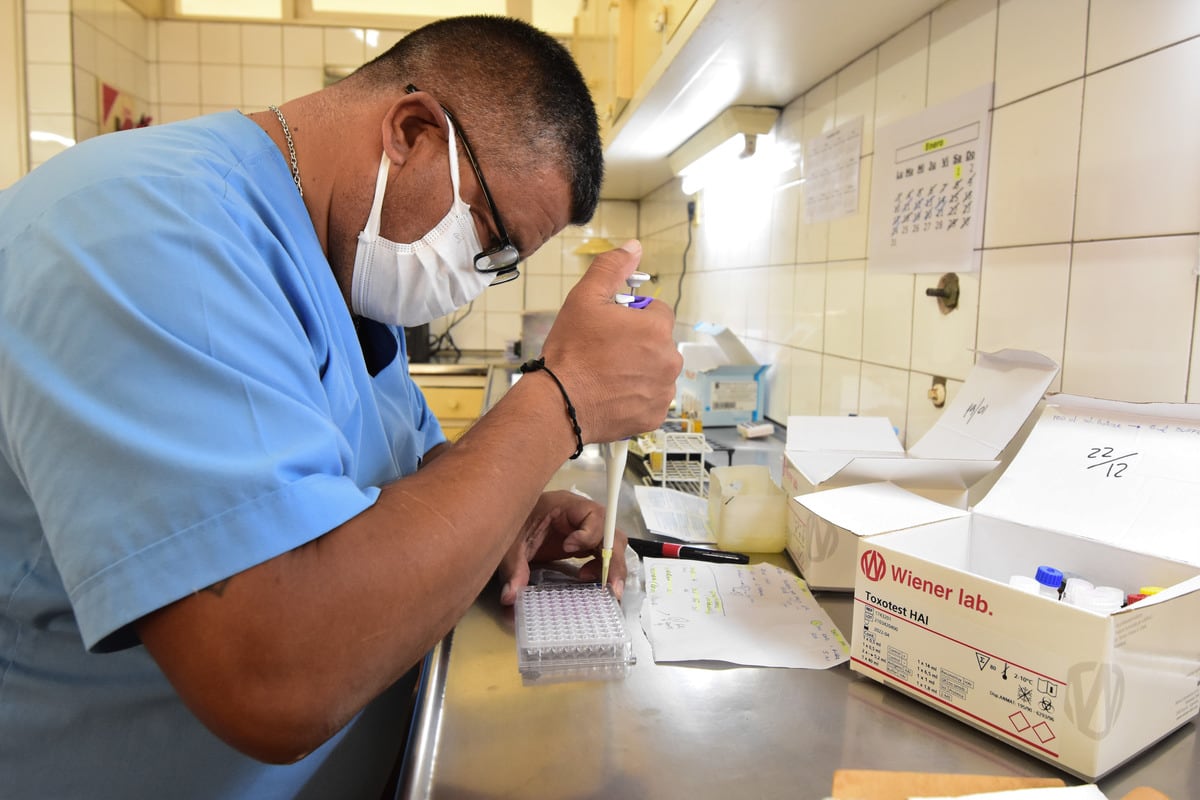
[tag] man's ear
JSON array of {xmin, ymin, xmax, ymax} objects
[{"xmin": 380, "ymin": 91, "xmax": 448, "ymax": 167}]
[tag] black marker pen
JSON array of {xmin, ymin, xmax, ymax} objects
[{"xmin": 628, "ymin": 538, "xmax": 749, "ymax": 565}]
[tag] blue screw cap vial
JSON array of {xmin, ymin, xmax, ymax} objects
[{"xmin": 1035, "ymin": 565, "xmax": 1064, "ymax": 590}]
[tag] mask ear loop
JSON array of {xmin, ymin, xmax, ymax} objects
[
  {"xmin": 442, "ymin": 112, "xmax": 466, "ymax": 202},
  {"xmin": 362, "ymin": 152, "xmax": 391, "ymax": 237},
  {"xmin": 364, "ymin": 111, "xmax": 461, "ymax": 236}
]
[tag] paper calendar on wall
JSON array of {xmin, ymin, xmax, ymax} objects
[
  {"xmin": 867, "ymin": 83, "xmax": 993, "ymax": 274},
  {"xmin": 803, "ymin": 116, "xmax": 863, "ymax": 224}
]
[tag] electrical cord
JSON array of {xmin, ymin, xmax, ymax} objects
[
  {"xmin": 427, "ymin": 300, "xmax": 474, "ymax": 361},
  {"xmin": 673, "ymin": 200, "xmax": 695, "ymax": 316}
]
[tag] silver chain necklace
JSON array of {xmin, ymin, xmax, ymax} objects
[{"xmin": 267, "ymin": 104, "xmax": 303, "ymax": 199}]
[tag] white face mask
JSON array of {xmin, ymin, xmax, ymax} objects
[{"xmin": 350, "ymin": 116, "xmax": 492, "ymax": 327}]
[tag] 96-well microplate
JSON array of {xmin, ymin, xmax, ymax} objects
[{"xmin": 515, "ymin": 582, "xmax": 634, "ymax": 684}]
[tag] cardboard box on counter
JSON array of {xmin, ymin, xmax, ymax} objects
[
  {"xmin": 676, "ymin": 322, "xmax": 766, "ymax": 427},
  {"xmin": 782, "ymin": 349, "xmax": 1058, "ymax": 589},
  {"xmin": 847, "ymin": 394, "xmax": 1200, "ymax": 780}
]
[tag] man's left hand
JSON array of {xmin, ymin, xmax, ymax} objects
[{"xmin": 497, "ymin": 489, "xmax": 627, "ymax": 604}]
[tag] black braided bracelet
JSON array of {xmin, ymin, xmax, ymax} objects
[{"xmin": 519, "ymin": 357, "xmax": 584, "ymax": 459}]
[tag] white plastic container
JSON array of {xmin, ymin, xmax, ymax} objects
[
  {"xmin": 707, "ymin": 465, "xmax": 786, "ymax": 552},
  {"xmin": 1008, "ymin": 575, "xmax": 1042, "ymax": 595}
]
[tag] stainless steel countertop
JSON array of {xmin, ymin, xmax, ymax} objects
[{"xmin": 397, "ymin": 430, "xmax": 1199, "ymax": 800}]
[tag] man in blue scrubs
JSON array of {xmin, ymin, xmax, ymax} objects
[{"xmin": 0, "ymin": 15, "xmax": 681, "ymax": 798}]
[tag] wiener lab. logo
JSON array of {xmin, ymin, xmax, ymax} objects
[
  {"xmin": 810, "ymin": 520, "xmax": 840, "ymax": 562},
  {"xmin": 860, "ymin": 549, "xmax": 887, "ymax": 582},
  {"xmin": 1065, "ymin": 661, "xmax": 1125, "ymax": 740}
]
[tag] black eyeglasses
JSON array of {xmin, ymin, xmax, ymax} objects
[{"xmin": 405, "ymin": 84, "xmax": 521, "ymax": 286}]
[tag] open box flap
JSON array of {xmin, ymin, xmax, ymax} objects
[
  {"xmin": 976, "ymin": 395, "xmax": 1200, "ymax": 565},
  {"xmin": 678, "ymin": 341, "xmax": 726, "ymax": 373},
  {"xmin": 908, "ymin": 349, "xmax": 1059, "ymax": 461},
  {"xmin": 691, "ymin": 321, "xmax": 759, "ymax": 367},
  {"xmin": 794, "ymin": 481, "xmax": 968, "ymax": 536},
  {"xmin": 825, "ymin": 455, "xmax": 993, "ymax": 489},
  {"xmin": 833, "ymin": 456, "xmax": 998, "ymax": 488},
  {"xmin": 789, "ymin": 451, "xmax": 998, "ymax": 489},
  {"xmin": 785, "ymin": 415, "xmax": 904, "ymax": 454},
  {"xmin": 788, "ymin": 451, "xmax": 886, "ymax": 485}
]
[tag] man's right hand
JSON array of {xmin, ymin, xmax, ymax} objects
[{"xmin": 537, "ymin": 239, "xmax": 682, "ymax": 444}]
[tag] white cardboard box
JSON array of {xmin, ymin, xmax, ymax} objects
[
  {"xmin": 676, "ymin": 322, "xmax": 767, "ymax": 427},
  {"xmin": 847, "ymin": 395, "xmax": 1200, "ymax": 780},
  {"xmin": 783, "ymin": 349, "xmax": 1059, "ymax": 506},
  {"xmin": 782, "ymin": 350, "xmax": 1058, "ymax": 587},
  {"xmin": 789, "ymin": 481, "xmax": 969, "ymax": 590}
]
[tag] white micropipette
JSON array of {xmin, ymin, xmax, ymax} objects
[
  {"xmin": 599, "ymin": 440, "xmax": 628, "ymax": 589},
  {"xmin": 600, "ymin": 271, "xmax": 651, "ymax": 589}
]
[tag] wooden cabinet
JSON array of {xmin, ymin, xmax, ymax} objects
[
  {"xmin": 572, "ymin": 0, "xmax": 699, "ymax": 141},
  {"xmin": 411, "ymin": 367, "xmax": 487, "ymax": 443},
  {"xmin": 629, "ymin": 0, "xmax": 697, "ymax": 100},
  {"xmin": 572, "ymin": 0, "xmax": 629, "ymax": 138}
]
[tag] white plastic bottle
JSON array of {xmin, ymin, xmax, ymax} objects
[
  {"xmin": 1077, "ymin": 586, "xmax": 1125, "ymax": 614},
  {"xmin": 1062, "ymin": 577, "xmax": 1094, "ymax": 605},
  {"xmin": 1009, "ymin": 575, "xmax": 1042, "ymax": 595},
  {"xmin": 1034, "ymin": 565, "xmax": 1064, "ymax": 600}
]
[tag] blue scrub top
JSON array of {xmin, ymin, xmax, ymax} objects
[{"xmin": 0, "ymin": 112, "xmax": 446, "ymax": 798}]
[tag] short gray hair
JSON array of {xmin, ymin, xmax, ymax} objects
[{"xmin": 352, "ymin": 15, "xmax": 603, "ymax": 225}]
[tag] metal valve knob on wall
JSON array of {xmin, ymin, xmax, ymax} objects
[{"xmin": 925, "ymin": 272, "xmax": 959, "ymax": 314}]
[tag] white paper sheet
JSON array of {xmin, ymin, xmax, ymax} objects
[
  {"xmin": 638, "ymin": 559, "xmax": 849, "ymax": 669},
  {"xmin": 633, "ymin": 485, "xmax": 714, "ymax": 543},
  {"xmin": 868, "ymin": 83, "xmax": 993, "ymax": 275},
  {"xmin": 803, "ymin": 116, "xmax": 863, "ymax": 223}
]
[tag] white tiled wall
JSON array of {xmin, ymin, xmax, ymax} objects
[
  {"xmin": 0, "ymin": 0, "xmax": 25, "ymax": 187},
  {"xmin": 638, "ymin": 0, "xmax": 1200, "ymax": 444},
  {"xmin": 24, "ymin": 0, "xmax": 78, "ymax": 169},
  {"xmin": 14, "ymin": 0, "xmax": 1200, "ymax": 400},
  {"xmin": 23, "ymin": 0, "xmax": 408, "ymax": 161},
  {"xmin": 153, "ymin": 20, "xmax": 405, "ymax": 124},
  {"xmin": 71, "ymin": 0, "xmax": 153, "ymax": 149}
]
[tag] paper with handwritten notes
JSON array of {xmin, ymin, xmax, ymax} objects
[{"xmin": 638, "ymin": 559, "xmax": 849, "ymax": 668}]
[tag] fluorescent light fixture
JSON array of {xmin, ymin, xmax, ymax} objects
[
  {"xmin": 30, "ymin": 130, "xmax": 76, "ymax": 148},
  {"xmin": 667, "ymin": 106, "xmax": 780, "ymax": 195}
]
